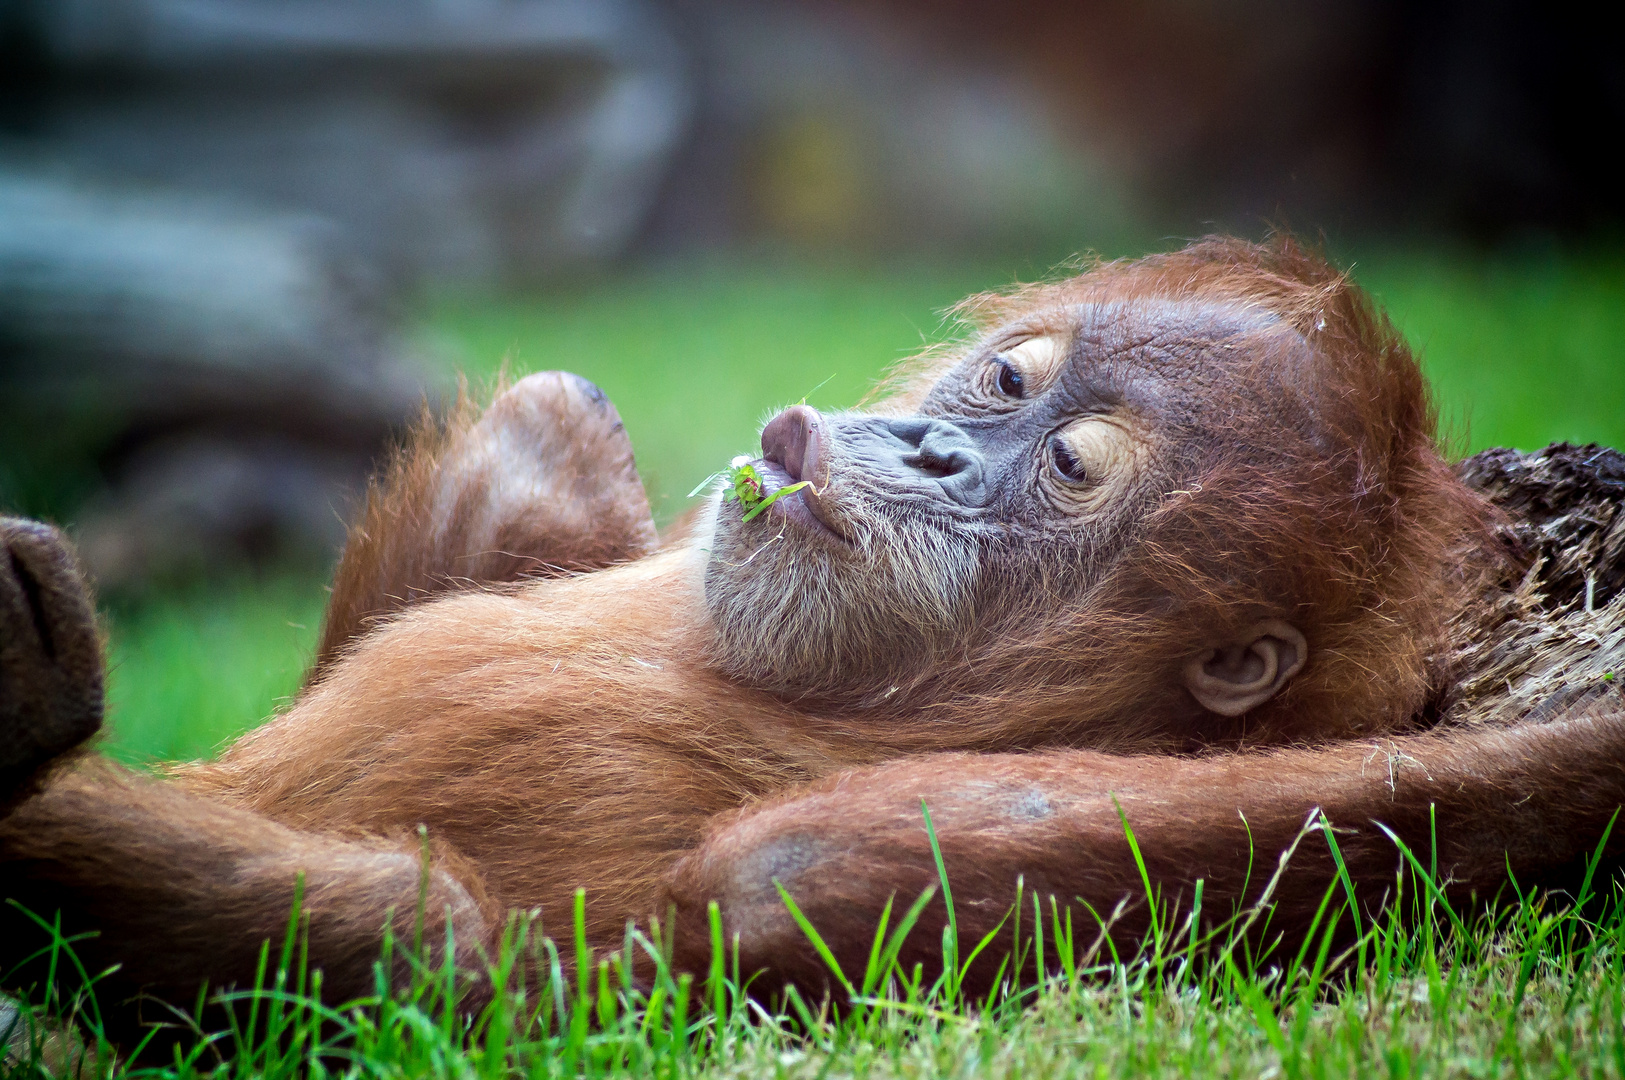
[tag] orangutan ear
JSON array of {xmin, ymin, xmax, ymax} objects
[{"xmin": 1182, "ymin": 619, "xmax": 1308, "ymax": 717}]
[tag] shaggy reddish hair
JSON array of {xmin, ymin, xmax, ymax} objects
[{"xmin": 866, "ymin": 236, "xmax": 1513, "ymax": 750}]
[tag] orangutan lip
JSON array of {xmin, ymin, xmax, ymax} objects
[{"xmin": 751, "ymin": 459, "xmax": 850, "ymax": 543}]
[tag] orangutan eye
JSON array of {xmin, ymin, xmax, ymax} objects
[
  {"xmin": 1050, "ymin": 435, "xmax": 1090, "ymax": 483},
  {"xmin": 994, "ymin": 358, "xmax": 1025, "ymax": 398},
  {"xmin": 1046, "ymin": 417, "xmax": 1140, "ymax": 506},
  {"xmin": 984, "ymin": 335, "xmax": 1063, "ymax": 403}
]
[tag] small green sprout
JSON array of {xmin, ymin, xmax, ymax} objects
[
  {"xmin": 1605, "ymin": 671, "xmax": 1616, "ymax": 682},
  {"xmin": 689, "ymin": 455, "xmax": 815, "ymax": 522}
]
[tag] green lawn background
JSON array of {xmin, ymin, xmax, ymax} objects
[{"xmin": 101, "ymin": 248, "xmax": 1625, "ymax": 764}]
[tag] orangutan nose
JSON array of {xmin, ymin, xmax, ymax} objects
[{"xmin": 761, "ymin": 405, "xmax": 827, "ymax": 485}]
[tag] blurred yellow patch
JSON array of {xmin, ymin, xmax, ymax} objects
[{"xmin": 749, "ymin": 113, "xmax": 876, "ymax": 244}]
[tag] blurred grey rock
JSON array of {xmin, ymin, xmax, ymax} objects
[
  {"xmin": 5, "ymin": 0, "xmax": 693, "ymax": 281},
  {"xmin": 0, "ymin": 170, "xmax": 410, "ymax": 404},
  {"xmin": 0, "ymin": 167, "xmax": 432, "ymax": 586},
  {"xmin": 71, "ymin": 436, "xmax": 372, "ymax": 587},
  {"xmin": 0, "ymin": 0, "xmax": 693, "ymax": 585}
]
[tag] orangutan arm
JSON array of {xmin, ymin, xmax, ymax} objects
[
  {"xmin": 667, "ymin": 703, "xmax": 1625, "ymax": 996},
  {"xmin": 0, "ymin": 761, "xmax": 494, "ymax": 1048},
  {"xmin": 1, "ymin": 520, "xmax": 494, "ymax": 1052}
]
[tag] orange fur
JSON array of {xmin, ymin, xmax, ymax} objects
[
  {"xmin": 315, "ymin": 371, "xmax": 658, "ymax": 678},
  {"xmin": 2, "ymin": 237, "xmax": 1617, "ymax": 1042}
]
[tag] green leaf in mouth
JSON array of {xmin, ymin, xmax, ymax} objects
[{"xmin": 689, "ymin": 457, "xmax": 815, "ymax": 522}]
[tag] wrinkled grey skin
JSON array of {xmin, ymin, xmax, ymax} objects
[{"xmin": 701, "ymin": 299, "xmax": 1300, "ymax": 704}]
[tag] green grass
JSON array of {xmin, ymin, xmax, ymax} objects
[
  {"xmin": 99, "ymin": 579, "xmax": 325, "ymax": 766},
  {"xmin": 17, "ymin": 245, "xmax": 1625, "ymax": 1075},
  {"xmin": 1357, "ymin": 248, "xmax": 1625, "ymax": 457},
  {"xmin": 6, "ymin": 809, "xmax": 1625, "ymax": 1079}
]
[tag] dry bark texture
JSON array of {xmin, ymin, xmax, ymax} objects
[{"xmin": 1449, "ymin": 443, "xmax": 1625, "ymax": 726}]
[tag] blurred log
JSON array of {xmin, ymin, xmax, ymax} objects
[
  {"xmin": 0, "ymin": 170, "xmax": 428, "ymax": 585},
  {"xmin": 1448, "ymin": 443, "xmax": 1625, "ymax": 726}
]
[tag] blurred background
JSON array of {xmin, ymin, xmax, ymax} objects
[{"xmin": 2, "ymin": 0, "xmax": 1622, "ymax": 762}]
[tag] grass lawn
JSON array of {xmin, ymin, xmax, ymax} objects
[
  {"xmin": 9, "ymin": 243, "xmax": 1625, "ymax": 1076},
  {"xmin": 9, "ymin": 818, "xmax": 1625, "ymax": 1079}
]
